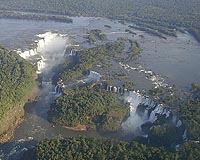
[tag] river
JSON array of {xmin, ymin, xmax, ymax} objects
[{"xmin": 0, "ymin": 17, "xmax": 200, "ymax": 159}]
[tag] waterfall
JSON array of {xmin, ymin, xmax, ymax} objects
[
  {"xmin": 122, "ymin": 91, "xmax": 149, "ymax": 134},
  {"xmin": 119, "ymin": 62, "xmax": 169, "ymax": 89},
  {"xmin": 55, "ymin": 85, "xmax": 59, "ymax": 94},
  {"xmin": 88, "ymin": 71, "xmax": 102, "ymax": 81},
  {"xmin": 17, "ymin": 32, "xmax": 67, "ymax": 73},
  {"xmin": 37, "ymin": 32, "xmax": 57, "ymax": 44},
  {"xmin": 122, "ymin": 90, "xmax": 175, "ymax": 134},
  {"xmin": 69, "ymin": 49, "xmax": 74, "ymax": 56},
  {"xmin": 36, "ymin": 39, "xmax": 45, "ymax": 50},
  {"xmin": 67, "ymin": 49, "xmax": 80, "ymax": 56},
  {"xmin": 182, "ymin": 129, "xmax": 187, "ymax": 141},
  {"xmin": 37, "ymin": 59, "xmax": 45, "ymax": 74},
  {"xmin": 118, "ymin": 61, "xmax": 180, "ymax": 135},
  {"xmin": 54, "ymin": 85, "xmax": 63, "ymax": 96},
  {"xmin": 18, "ymin": 32, "xmax": 58, "ymax": 60}
]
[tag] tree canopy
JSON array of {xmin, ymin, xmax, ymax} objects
[
  {"xmin": 48, "ymin": 84, "xmax": 129, "ymax": 132},
  {"xmin": 0, "ymin": 0, "xmax": 200, "ymax": 41},
  {"xmin": 24, "ymin": 137, "xmax": 200, "ymax": 160},
  {"xmin": 0, "ymin": 47, "xmax": 36, "ymax": 123}
]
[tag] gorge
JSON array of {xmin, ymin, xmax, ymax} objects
[{"xmin": 0, "ymin": 17, "xmax": 200, "ymax": 159}]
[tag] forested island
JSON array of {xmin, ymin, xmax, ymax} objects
[
  {"xmin": 0, "ymin": 0, "xmax": 200, "ymax": 41},
  {"xmin": 0, "ymin": 46, "xmax": 37, "ymax": 143},
  {"xmin": 84, "ymin": 29, "xmax": 107, "ymax": 44},
  {"xmin": 0, "ymin": 0, "xmax": 200, "ymax": 159},
  {"xmin": 48, "ymin": 39, "xmax": 200, "ymax": 158},
  {"xmin": 49, "ymin": 38, "xmax": 140, "ymax": 132},
  {"xmin": 23, "ymin": 85, "xmax": 200, "ymax": 160},
  {"xmin": 48, "ymin": 83, "xmax": 129, "ymax": 132},
  {"xmin": 56, "ymin": 38, "xmax": 140, "ymax": 82}
]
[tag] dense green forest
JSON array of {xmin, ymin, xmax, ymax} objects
[
  {"xmin": 23, "ymin": 137, "xmax": 200, "ymax": 160},
  {"xmin": 0, "ymin": 46, "xmax": 36, "ymax": 135},
  {"xmin": 138, "ymin": 84, "xmax": 200, "ymax": 149},
  {"xmin": 48, "ymin": 83, "xmax": 128, "ymax": 132},
  {"xmin": 58, "ymin": 41, "xmax": 121, "ymax": 81},
  {"xmin": 0, "ymin": 10, "xmax": 73, "ymax": 23},
  {"xmin": 84, "ymin": 29, "xmax": 107, "ymax": 44},
  {"xmin": 57, "ymin": 39, "xmax": 140, "ymax": 81},
  {"xmin": 174, "ymin": 84, "xmax": 200, "ymax": 142},
  {"xmin": 138, "ymin": 84, "xmax": 200, "ymax": 148},
  {"xmin": 0, "ymin": 0, "xmax": 200, "ymax": 41},
  {"xmin": 148, "ymin": 86, "xmax": 179, "ymax": 105}
]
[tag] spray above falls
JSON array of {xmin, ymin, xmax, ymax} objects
[
  {"xmin": 17, "ymin": 32, "xmax": 69, "ymax": 73},
  {"xmin": 121, "ymin": 90, "xmax": 182, "ymax": 136},
  {"xmin": 18, "ymin": 32, "xmax": 58, "ymax": 58}
]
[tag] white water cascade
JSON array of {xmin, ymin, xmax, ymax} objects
[
  {"xmin": 122, "ymin": 90, "xmax": 174, "ymax": 135},
  {"xmin": 119, "ymin": 62, "xmax": 170, "ymax": 89},
  {"xmin": 17, "ymin": 32, "xmax": 67, "ymax": 73},
  {"xmin": 88, "ymin": 71, "xmax": 102, "ymax": 81},
  {"xmin": 54, "ymin": 85, "xmax": 62, "ymax": 96},
  {"xmin": 17, "ymin": 32, "xmax": 58, "ymax": 59}
]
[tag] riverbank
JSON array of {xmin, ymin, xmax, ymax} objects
[
  {"xmin": 0, "ymin": 15, "xmax": 200, "ymax": 159},
  {"xmin": 0, "ymin": 10, "xmax": 73, "ymax": 23},
  {"xmin": 0, "ymin": 86, "xmax": 39, "ymax": 144},
  {"xmin": 63, "ymin": 124, "xmax": 87, "ymax": 131}
]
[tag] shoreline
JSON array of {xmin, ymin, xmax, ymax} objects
[
  {"xmin": 63, "ymin": 124, "xmax": 88, "ymax": 131},
  {"xmin": 0, "ymin": 11, "xmax": 199, "ymax": 43},
  {"xmin": 0, "ymin": 86, "xmax": 39, "ymax": 144}
]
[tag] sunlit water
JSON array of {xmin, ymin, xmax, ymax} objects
[{"xmin": 0, "ymin": 17, "xmax": 200, "ymax": 159}]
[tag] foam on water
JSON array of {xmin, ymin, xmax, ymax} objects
[
  {"xmin": 122, "ymin": 90, "xmax": 174, "ymax": 135},
  {"xmin": 17, "ymin": 32, "xmax": 68, "ymax": 73},
  {"xmin": 119, "ymin": 62, "xmax": 169, "ymax": 89}
]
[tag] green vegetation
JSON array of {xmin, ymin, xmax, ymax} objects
[
  {"xmin": 123, "ymin": 81, "xmax": 135, "ymax": 89},
  {"xmin": 104, "ymin": 25, "xmax": 111, "ymax": 28},
  {"xmin": 115, "ymin": 37, "xmax": 141, "ymax": 62},
  {"xmin": 0, "ymin": 47, "xmax": 36, "ymax": 136},
  {"xmin": 149, "ymin": 125, "xmax": 183, "ymax": 147},
  {"xmin": 57, "ymin": 39, "xmax": 140, "ymax": 82},
  {"xmin": 50, "ymin": 38, "xmax": 142, "ymax": 132},
  {"xmin": 58, "ymin": 41, "xmax": 125, "ymax": 81},
  {"xmin": 84, "ymin": 29, "xmax": 107, "ymax": 44},
  {"xmin": 0, "ymin": 0, "xmax": 199, "ymax": 41},
  {"xmin": 144, "ymin": 83, "xmax": 200, "ymax": 148},
  {"xmin": 23, "ymin": 137, "xmax": 200, "ymax": 160},
  {"xmin": 48, "ymin": 83, "xmax": 128, "ymax": 132},
  {"xmin": 108, "ymin": 71, "xmax": 128, "ymax": 81},
  {"xmin": 174, "ymin": 84, "xmax": 200, "ymax": 141},
  {"xmin": 138, "ymin": 103, "xmax": 183, "ymax": 148},
  {"xmin": 191, "ymin": 82, "xmax": 200, "ymax": 93},
  {"xmin": 128, "ymin": 25, "xmax": 170, "ymax": 39},
  {"xmin": 126, "ymin": 39, "xmax": 141, "ymax": 61},
  {"xmin": 148, "ymin": 86, "xmax": 179, "ymax": 105},
  {"xmin": 0, "ymin": 10, "xmax": 72, "ymax": 23},
  {"xmin": 179, "ymin": 142, "xmax": 200, "ymax": 160}
]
